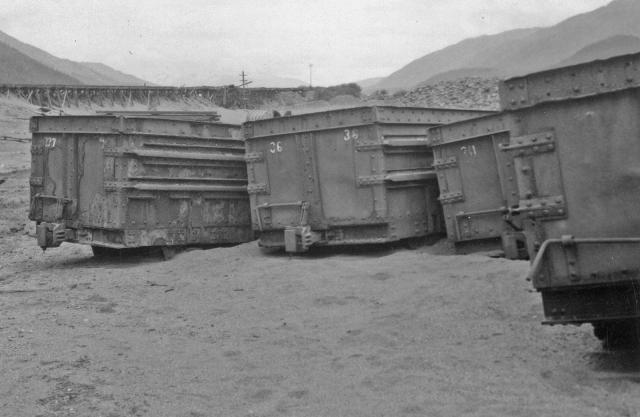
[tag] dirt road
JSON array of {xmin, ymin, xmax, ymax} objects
[{"xmin": 2, "ymin": 100, "xmax": 640, "ymax": 416}]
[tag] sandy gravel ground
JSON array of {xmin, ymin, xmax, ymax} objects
[
  {"xmin": 3, "ymin": 225, "xmax": 640, "ymax": 417},
  {"xmin": 2, "ymin": 99, "xmax": 640, "ymax": 417}
]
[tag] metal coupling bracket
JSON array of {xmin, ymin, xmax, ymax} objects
[
  {"xmin": 284, "ymin": 225, "xmax": 321, "ymax": 253},
  {"xmin": 36, "ymin": 222, "xmax": 73, "ymax": 249}
]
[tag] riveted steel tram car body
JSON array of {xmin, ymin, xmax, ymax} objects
[{"xmin": 29, "ymin": 114, "xmax": 253, "ymax": 254}]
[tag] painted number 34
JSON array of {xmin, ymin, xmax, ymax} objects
[{"xmin": 343, "ymin": 129, "xmax": 359, "ymax": 141}]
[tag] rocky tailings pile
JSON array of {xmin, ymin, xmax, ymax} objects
[{"xmin": 368, "ymin": 77, "xmax": 500, "ymax": 110}]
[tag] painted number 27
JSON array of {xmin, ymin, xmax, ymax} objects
[
  {"xmin": 270, "ymin": 141, "xmax": 283, "ymax": 153},
  {"xmin": 44, "ymin": 137, "xmax": 57, "ymax": 148}
]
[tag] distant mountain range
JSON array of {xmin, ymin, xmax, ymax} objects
[
  {"xmin": 0, "ymin": 28, "xmax": 307, "ymax": 87},
  {"xmin": 365, "ymin": 0, "xmax": 640, "ymax": 92},
  {"xmin": 3, "ymin": 0, "xmax": 640, "ymax": 90},
  {"xmin": 0, "ymin": 30, "xmax": 147, "ymax": 85}
]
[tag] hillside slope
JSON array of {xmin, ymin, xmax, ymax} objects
[
  {"xmin": 371, "ymin": 0, "xmax": 640, "ymax": 92},
  {"xmin": 0, "ymin": 30, "xmax": 147, "ymax": 85},
  {"xmin": 0, "ymin": 42, "xmax": 80, "ymax": 84},
  {"xmin": 556, "ymin": 34, "xmax": 640, "ymax": 67},
  {"xmin": 77, "ymin": 62, "xmax": 150, "ymax": 85},
  {"xmin": 371, "ymin": 28, "xmax": 538, "ymax": 92}
]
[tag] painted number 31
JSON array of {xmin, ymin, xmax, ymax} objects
[{"xmin": 270, "ymin": 141, "xmax": 283, "ymax": 153}]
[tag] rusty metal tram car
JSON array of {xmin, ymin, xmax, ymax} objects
[
  {"xmin": 29, "ymin": 112, "xmax": 253, "ymax": 256},
  {"xmin": 499, "ymin": 53, "xmax": 640, "ymax": 344},
  {"xmin": 243, "ymin": 106, "xmax": 491, "ymax": 253}
]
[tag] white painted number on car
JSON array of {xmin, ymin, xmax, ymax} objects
[
  {"xmin": 461, "ymin": 145, "xmax": 477, "ymax": 157},
  {"xmin": 44, "ymin": 137, "xmax": 57, "ymax": 148},
  {"xmin": 270, "ymin": 141, "xmax": 283, "ymax": 153},
  {"xmin": 343, "ymin": 128, "xmax": 359, "ymax": 141}
]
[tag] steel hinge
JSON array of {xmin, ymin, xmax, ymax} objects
[
  {"xmin": 357, "ymin": 174, "xmax": 386, "ymax": 186},
  {"xmin": 33, "ymin": 194, "xmax": 73, "ymax": 204},
  {"xmin": 247, "ymin": 183, "xmax": 269, "ymax": 194},
  {"xmin": 29, "ymin": 176, "xmax": 43, "ymax": 186},
  {"xmin": 31, "ymin": 145, "xmax": 44, "ymax": 154},
  {"xmin": 433, "ymin": 156, "xmax": 458, "ymax": 169},
  {"xmin": 511, "ymin": 195, "xmax": 566, "ymax": 218},
  {"xmin": 244, "ymin": 152, "xmax": 264, "ymax": 163},
  {"xmin": 439, "ymin": 191, "xmax": 464, "ymax": 204},
  {"xmin": 500, "ymin": 130, "xmax": 555, "ymax": 155},
  {"xmin": 32, "ymin": 194, "xmax": 75, "ymax": 222}
]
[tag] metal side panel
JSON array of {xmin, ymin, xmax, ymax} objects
[
  {"xmin": 316, "ymin": 126, "xmax": 378, "ymax": 224},
  {"xmin": 74, "ymin": 131, "xmax": 248, "ymax": 230},
  {"xmin": 30, "ymin": 115, "xmax": 251, "ymax": 249},
  {"xmin": 29, "ymin": 134, "xmax": 46, "ymax": 220},
  {"xmin": 78, "ymin": 134, "xmax": 111, "ymax": 227},
  {"xmin": 246, "ymin": 132, "xmax": 308, "ymax": 231},
  {"xmin": 433, "ymin": 130, "xmax": 516, "ymax": 243},
  {"xmin": 540, "ymin": 283, "xmax": 640, "ymax": 325},
  {"xmin": 243, "ymin": 106, "xmax": 492, "ymax": 138},
  {"xmin": 530, "ymin": 237, "xmax": 640, "ymax": 290},
  {"xmin": 500, "ymin": 52, "xmax": 640, "ymax": 111},
  {"xmin": 501, "ymin": 129, "xmax": 566, "ymax": 220},
  {"xmin": 243, "ymin": 107, "xmax": 377, "ymax": 139},
  {"xmin": 374, "ymin": 107, "xmax": 492, "ymax": 125},
  {"xmin": 378, "ymin": 125, "xmax": 433, "ymax": 174},
  {"xmin": 386, "ymin": 184, "xmax": 438, "ymax": 239},
  {"xmin": 29, "ymin": 132, "xmax": 79, "ymax": 224},
  {"xmin": 115, "ymin": 131, "xmax": 250, "ymax": 240},
  {"xmin": 376, "ymin": 127, "xmax": 443, "ymax": 239},
  {"xmin": 528, "ymin": 236, "xmax": 640, "ymax": 323},
  {"xmin": 517, "ymin": 90, "xmax": 640, "ymax": 296},
  {"xmin": 428, "ymin": 112, "xmax": 522, "ymax": 243},
  {"xmin": 428, "ymin": 112, "xmax": 519, "ymax": 146},
  {"xmin": 519, "ymin": 90, "xmax": 640, "ymax": 243},
  {"xmin": 32, "ymin": 115, "xmax": 240, "ymax": 140}
]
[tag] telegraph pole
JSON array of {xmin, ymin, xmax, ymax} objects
[
  {"xmin": 309, "ymin": 64, "xmax": 313, "ymax": 87},
  {"xmin": 238, "ymin": 70, "xmax": 252, "ymax": 108}
]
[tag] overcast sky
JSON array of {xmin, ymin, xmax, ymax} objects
[{"xmin": 0, "ymin": 0, "xmax": 613, "ymax": 86}]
